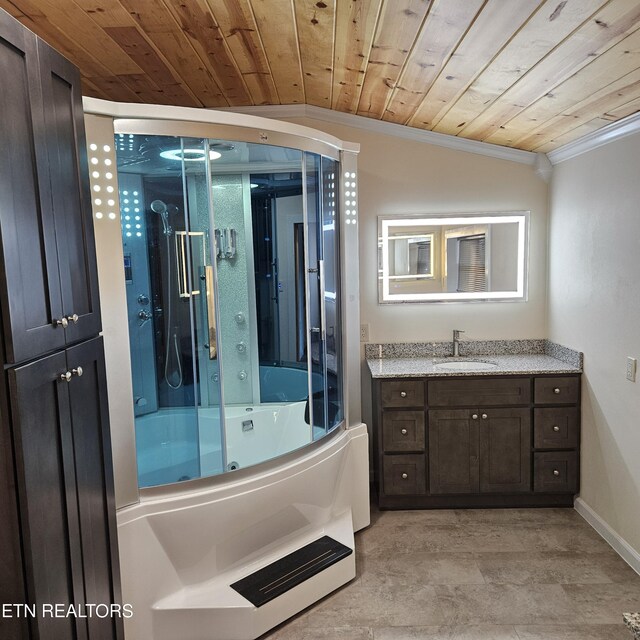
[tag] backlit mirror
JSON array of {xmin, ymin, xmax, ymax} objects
[{"xmin": 378, "ymin": 212, "xmax": 529, "ymax": 303}]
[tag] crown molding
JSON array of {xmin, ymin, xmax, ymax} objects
[
  {"xmin": 217, "ymin": 104, "xmax": 538, "ymax": 166},
  {"xmin": 548, "ymin": 110, "xmax": 640, "ymax": 164}
]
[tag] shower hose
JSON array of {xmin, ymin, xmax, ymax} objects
[{"xmin": 164, "ymin": 231, "xmax": 183, "ymax": 389}]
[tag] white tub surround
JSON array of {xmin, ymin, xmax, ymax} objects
[{"xmin": 117, "ymin": 424, "xmax": 368, "ymax": 640}]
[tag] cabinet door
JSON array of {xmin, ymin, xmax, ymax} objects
[
  {"xmin": 429, "ymin": 409, "xmax": 479, "ymax": 494},
  {"xmin": 0, "ymin": 381, "xmax": 27, "ymax": 640},
  {"xmin": 38, "ymin": 39, "xmax": 102, "ymax": 345},
  {"xmin": 0, "ymin": 13, "xmax": 65, "ymax": 363},
  {"xmin": 9, "ymin": 351, "xmax": 88, "ymax": 640},
  {"xmin": 479, "ymin": 408, "xmax": 531, "ymax": 493},
  {"xmin": 66, "ymin": 338, "xmax": 123, "ymax": 639}
]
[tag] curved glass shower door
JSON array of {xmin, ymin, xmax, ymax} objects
[
  {"xmin": 117, "ymin": 133, "xmax": 342, "ymax": 488},
  {"xmin": 116, "ymin": 134, "xmax": 223, "ymax": 487}
]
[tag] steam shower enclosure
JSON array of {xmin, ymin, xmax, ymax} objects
[{"xmin": 84, "ymin": 100, "xmax": 369, "ymax": 640}]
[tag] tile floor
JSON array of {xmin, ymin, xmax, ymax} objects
[{"xmin": 263, "ymin": 504, "xmax": 640, "ymax": 639}]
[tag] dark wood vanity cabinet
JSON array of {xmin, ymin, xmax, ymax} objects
[
  {"xmin": 0, "ymin": 9, "xmax": 121, "ymax": 640},
  {"xmin": 373, "ymin": 374, "xmax": 581, "ymax": 508},
  {"xmin": 429, "ymin": 407, "xmax": 531, "ymax": 495}
]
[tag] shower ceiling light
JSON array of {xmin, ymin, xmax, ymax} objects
[{"xmin": 159, "ymin": 148, "xmax": 222, "ymax": 162}]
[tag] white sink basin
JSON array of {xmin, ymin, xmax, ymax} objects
[{"xmin": 434, "ymin": 360, "xmax": 498, "ymax": 372}]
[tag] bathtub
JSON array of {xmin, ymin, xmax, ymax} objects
[
  {"xmin": 258, "ymin": 364, "xmax": 323, "ymax": 402},
  {"xmin": 135, "ymin": 402, "xmax": 323, "ymax": 488},
  {"xmin": 117, "ymin": 423, "xmax": 370, "ymax": 640}
]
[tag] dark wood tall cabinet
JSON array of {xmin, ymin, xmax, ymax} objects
[{"xmin": 0, "ymin": 9, "xmax": 122, "ymax": 640}]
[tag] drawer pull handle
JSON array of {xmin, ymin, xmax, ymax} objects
[
  {"xmin": 400, "ymin": 391, "xmax": 407, "ymax": 398},
  {"xmin": 472, "ymin": 414, "xmax": 478, "ymax": 420},
  {"xmin": 72, "ymin": 367, "xmax": 83, "ymax": 378},
  {"xmin": 55, "ymin": 317, "xmax": 69, "ymax": 329},
  {"xmin": 67, "ymin": 313, "xmax": 79, "ymax": 324},
  {"xmin": 553, "ymin": 469, "xmax": 560, "ymax": 476},
  {"xmin": 401, "ymin": 428, "xmax": 408, "ymax": 435},
  {"xmin": 481, "ymin": 413, "xmax": 488, "ymax": 420},
  {"xmin": 553, "ymin": 425, "xmax": 560, "ymax": 432},
  {"xmin": 401, "ymin": 473, "xmax": 408, "ymax": 480},
  {"xmin": 59, "ymin": 371, "xmax": 72, "ymax": 382},
  {"xmin": 553, "ymin": 387, "xmax": 561, "ymax": 394}
]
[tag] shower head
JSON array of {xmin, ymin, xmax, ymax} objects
[{"xmin": 150, "ymin": 200, "xmax": 178, "ymax": 235}]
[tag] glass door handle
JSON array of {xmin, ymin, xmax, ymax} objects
[
  {"xmin": 205, "ymin": 265, "xmax": 217, "ymax": 360},
  {"xmin": 318, "ymin": 259, "xmax": 326, "ymax": 340}
]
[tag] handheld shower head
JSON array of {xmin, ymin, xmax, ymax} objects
[{"xmin": 150, "ymin": 200, "xmax": 177, "ymax": 235}]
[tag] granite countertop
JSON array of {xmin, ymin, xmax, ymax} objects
[
  {"xmin": 367, "ymin": 354, "xmax": 581, "ymax": 379},
  {"xmin": 624, "ymin": 613, "xmax": 640, "ymax": 639},
  {"xmin": 365, "ymin": 339, "xmax": 583, "ymax": 379}
]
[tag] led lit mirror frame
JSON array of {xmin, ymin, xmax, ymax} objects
[{"xmin": 378, "ymin": 211, "xmax": 529, "ymax": 303}]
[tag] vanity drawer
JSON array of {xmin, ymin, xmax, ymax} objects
[
  {"xmin": 534, "ymin": 376, "xmax": 579, "ymax": 405},
  {"xmin": 428, "ymin": 377, "xmax": 530, "ymax": 407},
  {"xmin": 382, "ymin": 410, "xmax": 425, "ymax": 453},
  {"xmin": 534, "ymin": 407, "xmax": 579, "ymax": 449},
  {"xmin": 534, "ymin": 451, "xmax": 578, "ymax": 493},
  {"xmin": 383, "ymin": 455, "xmax": 426, "ymax": 495},
  {"xmin": 380, "ymin": 380, "xmax": 424, "ymax": 408}
]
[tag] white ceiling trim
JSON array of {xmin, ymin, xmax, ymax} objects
[
  {"xmin": 548, "ymin": 111, "xmax": 640, "ymax": 165},
  {"xmin": 217, "ymin": 104, "xmax": 538, "ymax": 166}
]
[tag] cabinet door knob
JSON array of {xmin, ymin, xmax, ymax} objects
[
  {"xmin": 59, "ymin": 371, "xmax": 72, "ymax": 382},
  {"xmin": 400, "ymin": 391, "xmax": 407, "ymax": 398},
  {"xmin": 401, "ymin": 473, "xmax": 408, "ymax": 479},
  {"xmin": 72, "ymin": 367, "xmax": 83, "ymax": 378},
  {"xmin": 67, "ymin": 313, "xmax": 79, "ymax": 324},
  {"xmin": 553, "ymin": 387, "xmax": 561, "ymax": 394},
  {"xmin": 55, "ymin": 317, "xmax": 69, "ymax": 329},
  {"xmin": 553, "ymin": 469, "xmax": 560, "ymax": 476},
  {"xmin": 481, "ymin": 413, "xmax": 488, "ymax": 420},
  {"xmin": 553, "ymin": 425, "xmax": 560, "ymax": 432},
  {"xmin": 472, "ymin": 414, "xmax": 478, "ymax": 420},
  {"xmin": 401, "ymin": 428, "xmax": 407, "ymax": 435}
]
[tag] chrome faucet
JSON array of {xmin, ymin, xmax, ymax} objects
[{"xmin": 452, "ymin": 329, "xmax": 464, "ymax": 357}]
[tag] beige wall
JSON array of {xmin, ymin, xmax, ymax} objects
[
  {"xmin": 285, "ymin": 116, "xmax": 549, "ymax": 427},
  {"xmin": 548, "ymin": 132, "xmax": 640, "ymax": 554}
]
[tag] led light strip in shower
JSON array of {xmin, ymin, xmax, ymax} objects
[
  {"xmin": 86, "ymin": 139, "xmax": 120, "ymax": 222},
  {"xmin": 344, "ymin": 171, "xmax": 357, "ymax": 226}
]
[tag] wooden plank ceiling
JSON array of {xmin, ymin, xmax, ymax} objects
[{"xmin": 3, "ymin": 0, "xmax": 640, "ymax": 152}]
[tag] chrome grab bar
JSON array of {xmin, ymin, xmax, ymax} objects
[{"xmin": 175, "ymin": 231, "xmax": 205, "ymax": 298}]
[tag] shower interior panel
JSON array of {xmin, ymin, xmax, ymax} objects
[{"xmin": 117, "ymin": 135, "xmax": 342, "ymax": 488}]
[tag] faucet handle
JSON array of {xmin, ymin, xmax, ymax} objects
[{"xmin": 453, "ymin": 329, "xmax": 465, "ymax": 339}]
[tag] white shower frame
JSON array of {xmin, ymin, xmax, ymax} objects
[{"xmin": 83, "ymin": 99, "xmax": 368, "ymax": 640}]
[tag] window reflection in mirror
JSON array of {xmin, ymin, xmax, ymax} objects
[{"xmin": 378, "ymin": 212, "xmax": 528, "ymax": 303}]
